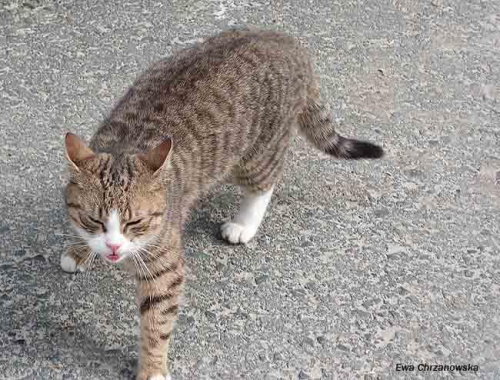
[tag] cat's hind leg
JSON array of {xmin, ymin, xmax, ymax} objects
[
  {"xmin": 60, "ymin": 244, "xmax": 92, "ymax": 273},
  {"xmin": 221, "ymin": 128, "xmax": 290, "ymax": 244},
  {"xmin": 221, "ymin": 185, "xmax": 274, "ymax": 244}
]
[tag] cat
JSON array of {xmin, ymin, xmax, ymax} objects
[{"xmin": 61, "ymin": 28, "xmax": 384, "ymax": 380}]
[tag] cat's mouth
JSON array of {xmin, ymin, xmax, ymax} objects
[{"xmin": 105, "ymin": 253, "xmax": 125, "ymax": 263}]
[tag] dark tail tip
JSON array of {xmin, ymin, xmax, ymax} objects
[
  {"xmin": 325, "ymin": 138, "xmax": 385, "ymax": 160},
  {"xmin": 348, "ymin": 140, "xmax": 384, "ymax": 159}
]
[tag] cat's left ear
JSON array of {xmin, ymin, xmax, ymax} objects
[{"xmin": 139, "ymin": 138, "xmax": 173, "ymax": 175}]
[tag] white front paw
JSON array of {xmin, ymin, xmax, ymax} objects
[
  {"xmin": 60, "ymin": 253, "xmax": 83, "ymax": 273},
  {"xmin": 220, "ymin": 222, "xmax": 257, "ymax": 244}
]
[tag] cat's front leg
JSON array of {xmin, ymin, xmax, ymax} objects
[
  {"xmin": 136, "ymin": 253, "xmax": 184, "ymax": 380},
  {"xmin": 60, "ymin": 244, "xmax": 93, "ymax": 273}
]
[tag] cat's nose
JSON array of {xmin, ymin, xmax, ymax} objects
[{"xmin": 106, "ymin": 242, "xmax": 122, "ymax": 253}]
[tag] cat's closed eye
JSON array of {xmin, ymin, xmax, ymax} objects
[
  {"xmin": 125, "ymin": 219, "xmax": 144, "ymax": 228},
  {"xmin": 124, "ymin": 219, "xmax": 145, "ymax": 233},
  {"xmin": 80, "ymin": 214, "xmax": 106, "ymax": 233}
]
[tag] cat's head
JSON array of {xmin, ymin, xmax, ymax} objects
[{"xmin": 63, "ymin": 133, "xmax": 172, "ymax": 264}]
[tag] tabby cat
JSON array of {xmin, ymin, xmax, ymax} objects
[{"xmin": 61, "ymin": 29, "xmax": 383, "ymax": 380}]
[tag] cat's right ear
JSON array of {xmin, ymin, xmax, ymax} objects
[{"xmin": 65, "ymin": 133, "xmax": 95, "ymax": 172}]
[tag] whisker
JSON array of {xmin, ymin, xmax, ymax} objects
[
  {"xmin": 81, "ymin": 251, "xmax": 97, "ymax": 281},
  {"xmin": 81, "ymin": 252, "xmax": 94, "ymax": 275},
  {"xmin": 55, "ymin": 233, "xmax": 85, "ymax": 238},
  {"xmin": 134, "ymin": 251, "xmax": 155, "ymax": 283},
  {"xmin": 56, "ymin": 235, "xmax": 87, "ymax": 242},
  {"xmin": 132, "ymin": 253, "xmax": 152, "ymax": 289},
  {"xmin": 62, "ymin": 239, "xmax": 88, "ymax": 245},
  {"xmin": 130, "ymin": 254, "xmax": 142, "ymax": 281},
  {"xmin": 68, "ymin": 243, "xmax": 89, "ymax": 249},
  {"xmin": 136, "ymin": 246, "xmax": 160, "ymax": 259},
  {"xmin": 64, "ymin": 241, "xmax": 88, "ymax": 246},
  {"xmin": 131, "ymin": 253, "xmax": 157, "ymax": 327},
  {"xmin": 137, "ymin": 255, "xmax": 154, "ymax": 282},
  {"xmin": 144, "ymin": 243, "xmax": 163, "ymax": 250}
]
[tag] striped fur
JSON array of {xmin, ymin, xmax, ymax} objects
[{"xmin": 63, "ymin": 28, "xmax": 383, "ymax": 379}]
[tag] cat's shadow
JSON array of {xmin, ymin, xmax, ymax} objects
[
  {"xmin": 43, "ymin": 314, "xmax": 138, "ymax": 379},
  {"xmin": 184, "ymin": 184, "xmax": 240, "ymax": 245}
]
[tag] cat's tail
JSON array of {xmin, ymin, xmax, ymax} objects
[{"xmin": 298, "ymin": 85, "xmax": 384, "ymax": 160}]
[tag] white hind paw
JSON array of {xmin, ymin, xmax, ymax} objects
[
  {"xmin": 60, "ymin": 253, "xmax": 83, "ymax": 273},
  {"xmin": 221, "ymin": 222, "xmax": 257, "ymax": 244}
]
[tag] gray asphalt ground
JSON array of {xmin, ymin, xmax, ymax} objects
[{"xmin": 1, "ymin": 0, "xmax": 499, "ymax": 379}]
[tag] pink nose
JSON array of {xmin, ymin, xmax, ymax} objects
[{"xmin": 106, "ymin": 243, "xmax": 122, "ymax": 253}]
